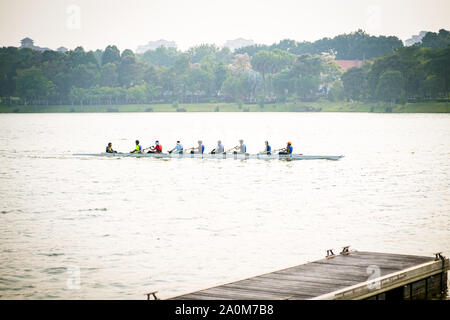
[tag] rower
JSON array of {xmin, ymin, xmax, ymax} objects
[
  {"xmin": 279, "ymin": 141, "xmax": 293, "ymax": 155},
  {"xmin": 211, "ymin": 140, "xmax": 224, "ymax": 154},
  {"xmin": 169, "ymin": 141, "xmax": 183, "ymax": 154},
  {"xmin": 147, "ymin": 140, "xmax": 162, "ymax": 153},
  {"xmin": 105, "ymin": 142, "xmax": 117, "ymax": 153},
  {"xmin": 234, "ymin": 139, "xmax": 247, "ymax": 154},
  {"xmin": 131, "ymin": 140, "xmax": 142, "ymax": 153},
  {"xmin": 191, "ymin": 140, "xmax": 205, "ymax": 154},
  {"xmin": 262, "ymin": 141, "xmax": 271, "ymax": 155}
]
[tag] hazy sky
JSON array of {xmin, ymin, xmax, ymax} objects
[{"xmin": 1, "ymin": 0, "xmax": 449, "ymax": 52}]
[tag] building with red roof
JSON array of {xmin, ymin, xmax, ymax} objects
[{"xmin": 335, "ymin": 60, "xmax": 363, "ymax": 71}]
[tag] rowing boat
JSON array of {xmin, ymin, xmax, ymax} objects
[{"xmin": 72, "ymin": 153, "xmax": 344, "ymax": 160}]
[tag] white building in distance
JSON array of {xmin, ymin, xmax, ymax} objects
[
  {"xmin": 136, "ymin": 39, "xmax": 177, "ymax": 54},
  {"xmin": 224, "ymin": 38, "xmax": 254, "ymax": 52}
]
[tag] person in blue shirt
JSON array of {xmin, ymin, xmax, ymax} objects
[
  {"xmin": 279, "ymin": 141, "xmax": 293, "ymax": 155},
  {"xmin": 105, "ymin": 142, "xmax": 117, "ymax": 153},
  {"xmin": 263, "ymin": 141, "xmax": 271, "ymax": 155},
  {"xmin": 169, "ymin": 141, "xmax": 183, "ymax": 154}
]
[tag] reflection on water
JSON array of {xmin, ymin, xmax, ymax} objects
[{"xmin": 0, "ymin": 112, "xmax": 449, "ymax": 299}]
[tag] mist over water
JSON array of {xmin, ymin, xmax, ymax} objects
[{"xmin": 0, "ymin": 112, "xmax": 449, "ymax": 299}]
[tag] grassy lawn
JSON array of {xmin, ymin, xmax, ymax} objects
[{"xmin": 1, "ymin": 101, "xmax": 449, "ymax": 113}]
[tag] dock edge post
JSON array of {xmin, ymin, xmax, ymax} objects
[{"xmin": 145, "ymin": 291, "xmax": 159, "ymax": 300}]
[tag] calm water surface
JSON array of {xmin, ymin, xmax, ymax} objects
[{"xmin": 0, "ymin": 112, "xmax": 449, "ymax": 299}]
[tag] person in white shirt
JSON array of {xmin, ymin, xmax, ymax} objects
[
  {"xmin": 211, "ymin": 140, "xmax": 224, "ymax": 154},
  {"xmin": 237, "ymin": 139, "xmax": 247, "ymax": 153}
]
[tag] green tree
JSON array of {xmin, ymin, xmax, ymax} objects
[
  {"xmin": 145, "ymin": 82, "xmax": 161, "ymax": 102},
  {"xmin": 215, "ymin": 47, "xmax": 232, "ymax": 64},
  {"xmin": 424, "ymin": 47, "xmax": 450, "ymax": 97},
  {"xmin": 69, "ymin": 87, "xmax": 86, "ymax": 105},
  {"xmin": 71, "ymin": 63, "xmax": 97, "ymax": 88},
  {"xmin": 173, "ymin": 54, "xmax": 191, "ymax": 74},
  {"xmin": 118, "ymin": 55, "xmax": 141, "ymax": 87},
  {"xmin": 420, "ymin": 75, "xmax": 443, "ymax": 99},
  {"xmin": 222, "ymin": 73, "xmax": 249, "ymax": 102},
  {"xmin": 187, "ymin": 44, "xmax": 218, "ymax": 63},
  {"xmin": 121, "ymin": 49, "xmax": 135, "ymax": 59},
  {"xmin": 102, "ymin": 45, "xmax": 121, "ymax": 66},
  {"xmin": 127, "ymin": 84, "xmax": 147, "ymax": 103},
  {"xmin": 341, "ymin": 67, "xmax": 367, "ymax": 100},
  {"xmin": 96, "ymin": 63, "xmax": 119, "ymax": 87},
  {"xmin": 251, "ymin": 51, "xmax": 274, "ymax": 93},
  {"xmin": 139, "ymin": 46, "xmax": 179, "ymax": 67},
  {"xmin": 328, "ymin": 80, "xmax": 345, "ymax": 101},
  {"xmin": 70, "ymin": 46, "xmax": 98, "ymax": 67},
  {"xmin": 290, "ymin": 54, "xmax": 323, "ymax": 100},
  {"xmin": 420, "ymin": 29, "xmax": 450, "ymax": 49},
  {"xmin": 0, "ymin": 47, "xmax": 21, "ymax": 97},
  {"xmin": 214, "ymin": 62, "xmax": 228, "ymax": 96},
  {"xmin": 15, "ymin": 67, "xmax": 55, "ymax": 104},
  {"xmin": 375, "ymin": 70, "xmax": 405, "ymax": 105},
  {"xmin": 272, "ymin": 69, "xmax": 293, "ymax": 101}
]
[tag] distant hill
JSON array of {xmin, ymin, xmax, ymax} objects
[
  {"xmin": 224, "ymin": 38, "xmax": 254, "ymax": 52},
  {"xmin": 136, "ymin": 39, "xmax": 177, "ymax": 54}
]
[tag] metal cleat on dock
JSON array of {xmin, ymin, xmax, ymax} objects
[
  {"xmin": 326, "ymin": 249, "xmax": 335, "ymax": 259},
  {"xmin": 145, "ymin": 291, "xmax": 159, "ymax": 300},
  {"xmin": 434, "ymin": 252, "xmax": 444, "ymax": 261},
  {"xmin": 340, "ymin": 246, "xmax": 350, "ymax": 255}
]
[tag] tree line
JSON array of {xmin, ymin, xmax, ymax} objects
[
  {"xmin": 340, "ymin": 46, "xmax": 450, "ymax": 105},
  {"xmin": 0, "ymin": 29, "xmax": 449, "ymax": 106},
  {"xmin": 235, "ymin": 29, "xmax": 403, "ymax": 60}
]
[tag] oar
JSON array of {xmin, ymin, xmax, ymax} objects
[
  {"xmin": 183, "ymin": 147, "xmax": 196, "ymax": 153},
  {"xmin": 142, "ymin": 146, "xmax": 154, "ymax": 152},
  {"xmin": 225, "ymin": 146, "xmax": 239, "ymax": 153},
  {"xmin": 210, "ymin": 148, "xmax": 226, "ymax": 154},
  {"xmin": 257, "ymin": 148, "xmax": 282, "ymax": 154},
  {"xmin": 169, "ymin": 148, "xmax": 183, "ymax": 154}
]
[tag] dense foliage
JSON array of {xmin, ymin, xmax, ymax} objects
[
  {"xmin": 235, "ymin": 30, "xmax": 403, "ymax": 60},
  {"xmin": 341, "ymin": 46, "xmax": 450, "ymax": 104},
  {"xmin": 0, "ymin": 30, "xmax": 449, "ymax": 106}
]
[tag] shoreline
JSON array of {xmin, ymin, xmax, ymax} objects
[{"xmin": 1, "ymin": 101, "xmax": 449, "ymax": 113}]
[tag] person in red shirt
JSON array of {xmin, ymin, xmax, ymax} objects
[{"xmin": 147, "ymin": 140, "xmax": 163, "ymax": 153}]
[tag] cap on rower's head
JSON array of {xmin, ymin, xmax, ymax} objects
[
  {"xmin": 198, "ymin": 140, "xmax": 202, "ymax": 143},
  {"xmin": 218, "ymin": 140, "xmax": 221, "ymax": 144},
  {"xmin": 239, "ymin": 139, "xmax": 244, "ymax": 143},
  {"xmin": 287, "ymin": 141, "xmax": 292, "ymax": 145},
  {"xmin": 177, "ymin": 140, "xmax": 180, "ymax": 143},
  {"xmin": 108, "ymin": 142, "xmax": 112, "ymax": 146},
  {"xmin": 155, "ymin": 140, "xmax": 159, "ymax": 145},
  {"xmin": 136, "ymin": 140, "xmax": 139, "ymax": 144},
  {"xmin": 265, "ymin": 141, "xmax": 269, "ymax": 144}
]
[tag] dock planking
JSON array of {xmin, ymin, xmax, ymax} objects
[{"xmin": 169, "ymin": 249, "xmax": 448, "ymax": 300}]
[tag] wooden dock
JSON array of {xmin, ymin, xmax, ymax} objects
[{"xmin": 168, "ymin": 248, "xmax": 449, "ymax": 300}]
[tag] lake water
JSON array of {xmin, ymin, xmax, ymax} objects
[{"xmin": 0, "ymin": 112, "xmax": 449, "ymax": 299}]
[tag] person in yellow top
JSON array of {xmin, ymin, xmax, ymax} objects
[{"xmin": 130, "ymin": 140, "xmax": 142, "ymax": 153}]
